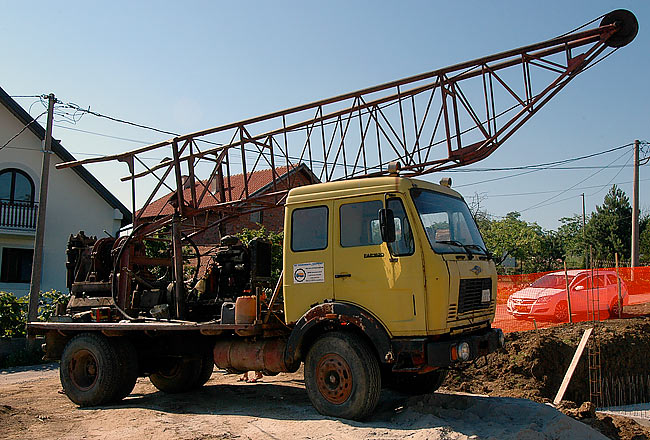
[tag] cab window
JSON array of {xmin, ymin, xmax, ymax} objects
[
  {"xmin": 387, "ymin": 198, "xmax": 414, "ymax": 256},
  {"xmin": 291, "ymin": 206, "xmax": 328, "ymax": 252},
  {"xmin": 340, "ymin": 200, "xmax": 383, "ymax": 247}
]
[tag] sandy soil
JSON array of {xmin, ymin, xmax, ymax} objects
[{"xmin": 0, "ymin": 364, "xmax": 609, "ymax": 440}]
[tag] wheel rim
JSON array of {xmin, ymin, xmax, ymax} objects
[
  {"xmin": 158, "ymin": 358, "xmax": 182, "ymax": 379},
  {"xmin": 316, "ymin": 353, "xmax": 353, "ymax": 404},
  {"xmin": 555, "ymin": 303, "xmax": 568, "ymax": 321},
  {"xmin": 69, "ymin": 349, "xmax": 99, "ymax": 391}
]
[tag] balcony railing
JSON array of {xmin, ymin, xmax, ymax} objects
[{"xmin": 0, "ymin": 200, "xmax": 38, "ymax": 230}]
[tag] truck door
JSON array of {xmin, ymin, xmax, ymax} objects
[
  {"xmin": 283, "ymin": 202, "xmax": 333, "ymax": 324},
  {"xmin": 333, "ymin": 195, "xmax": 427, "ymax": 336}
]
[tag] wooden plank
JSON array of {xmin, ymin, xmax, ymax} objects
[{"xmin": 553, "ymin": 327, "xmax": 593, "ymax": 405}]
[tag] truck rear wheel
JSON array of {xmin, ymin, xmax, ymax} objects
[
  {"xmin": 109, "ymin": 338, "xmax": 139, "ymax": 402},
  {"xmin": 389, "ymin": 369, "xmax": 448, "ymax": 395},
  {"xmin": 149, "ymin": 356, "xmax": 202, "ymax": 393},
  {"xmin": 304, "ymin": 332, "xmax": 381, "ymax": 420},
  {"xmin": 193, "ymin": 350, "xmax": 214, "ymax": 389},
  {"xmin": 60, "ymin": 333, "xmax": 121, "ymax": 407}
]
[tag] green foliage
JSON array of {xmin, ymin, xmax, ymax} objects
[
  {"xmin": 236, "ymin": 225, "xmax": 283, "ymax": 287},
  {"xmin": 0, "ymin": 290, "xmax": 70, "ymax": 338},
  {"xmin": 39, "ymin": 289, "xmax": 70, "ymax": 322},
  {"xmin": 640, "ymin": 213, "xmax": 650, "ymax": 263},
  {"xmin": 585, "ymin": 185, "xmax": 632, "ymax": 261},
  {"xmin": 0, "ymin": 291, "xmax": 28, "ymax": 338}
]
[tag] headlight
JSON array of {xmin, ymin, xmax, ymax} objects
[
  {"xmin": 536, "ymin": 295, "xmax": 552, "ymax": 304},
  {"xmin": 457, "ymin": 342, "xmax": 471, "ymax": 361}
]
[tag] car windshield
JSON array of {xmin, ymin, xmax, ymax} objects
[
  {"xmin": 410, "ymin": 188, "xmax": 487, "ymax": 255},
  {"xmin": 531, "ymin": 274, "xmax": 573, "ymax": 289}
]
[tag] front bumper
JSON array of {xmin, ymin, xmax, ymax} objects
[{"xmin": 426, "ymin": 328, "xmax": 504, "ymax": 367}]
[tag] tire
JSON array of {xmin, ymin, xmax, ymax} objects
[
  {"xmin": 149, "ymin": 356, "xmax": 202, "ymax": 393},
  {"xmin": 109, "ymin": 338, "xmax": 139, "ymax": 402},
  {"xmin": 304, "ymin": 331, "xmax": 381, "ymax": 421},
  {"xmin": 389, "ymin": 369, "xmax": 448, "ymax": 395},
  {"xmin": 60, "ymin": 333, "xmax": 122, "ymax": 407},
  {"xmin": 609, "ymin": 298, "xmax": 622, "ymax": 319},
  {"xmin": 554, "ymin": 301, "xmax": 569, "ymax": 322},
  {"xmin": 192, "ymin": 350, "xmax": 214, "ymax": 389}
]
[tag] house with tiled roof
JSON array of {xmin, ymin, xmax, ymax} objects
[
  {"xmin": 0, "ymin": 87, "xmax": 131, "ymax": 297},
  {"xmin": 138, "ymin": 163, "xmax": 318, "ymax": 242}
]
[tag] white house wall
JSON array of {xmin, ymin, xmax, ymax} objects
[{"xmin": 0, "ymin": 104, "xmax": 124, "ymax": 297}]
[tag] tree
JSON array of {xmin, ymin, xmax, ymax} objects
[
  {"xmin": 480, "ymin": 212, "xmax": 544, "ymax": 274},
  {"xmin": 640, "ymin": 213, "xmax": 650, "ymax": 264},
  {"xmin": 557, "ymin": 214, "xmax": 587, "ymax": 267},
  {"xmin": 585, "ymin": 185, "xmax": 632, "ymax": 262}
]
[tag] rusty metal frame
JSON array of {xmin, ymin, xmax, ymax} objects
[{"xmin": 56, "ymin": 19, "xmax": 622, "ymax": 231}]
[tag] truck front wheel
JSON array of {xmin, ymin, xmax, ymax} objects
[
  {"xmin": 149, "ymin": 356, "xmax": 202, "ymax": 393},
  {"xmin": 60, "ymin": 333, "xmax": 122, "ymax": 407},
  {"xmin": 389, "ymin": 369, "xmax": 448, "ymax": 395},
  {"xmin": 304, "ymin": 332, "xmax": 381, "ymax": 420}
]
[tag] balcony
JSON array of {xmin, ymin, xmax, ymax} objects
[{"xmin": 0, "ymin": 200, "xmax": 38, "ymax": 231}]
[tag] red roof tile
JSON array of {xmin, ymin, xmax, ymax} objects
[{"xmin": 138, "ymin": 164, "xmax": 311, "ymax": 219}]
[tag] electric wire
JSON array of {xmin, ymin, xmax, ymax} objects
[
  {"xmin": 518, "ymin": 147, "xmax": 631, "ymax": 213},
  {"xmin": 0, "ymin": 110, "xmax": 48, "ymax": 151}
]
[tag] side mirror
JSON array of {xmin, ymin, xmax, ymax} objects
[{"xmin": 379, "ymin": 208, "xmax": 396, "ymax": 243}]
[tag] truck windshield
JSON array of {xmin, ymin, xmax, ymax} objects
[{"xmin": 410, "ymin": 188, "xmax": 487, "ymax": 255}]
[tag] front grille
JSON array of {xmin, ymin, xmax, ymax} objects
[{"xmin": 458, "ymin": 278, "xmax": 492, "ymax": 314}]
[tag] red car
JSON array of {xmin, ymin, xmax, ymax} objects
[{"xmin": 506, "ymin": 269, "xmax": 628, "ymax": 322}]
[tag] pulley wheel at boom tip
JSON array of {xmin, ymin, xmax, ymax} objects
[{"xmin": 600, "ymin": 10, "xmax": 638, "ymax": 48}]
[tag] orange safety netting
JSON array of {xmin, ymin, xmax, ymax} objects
[{"xmin": 493, "ymin": 265, "xmax": 650, "ymax": 333}]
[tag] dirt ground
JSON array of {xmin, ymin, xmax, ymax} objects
[
  {"xmin": 2, "ymin": 318, "xmax": 649, "ymax": 440},
  {"xmin": 445, "ymin": 317, "xmax": 650, "ymax": 440},
  {"xmin": 1, "ymin": 364, "xmax": 609, "ymax": 440}
]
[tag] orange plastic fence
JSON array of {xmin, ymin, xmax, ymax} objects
[{"xmin": 494, "ymin": 265, "xmax": 650, "ymax": 333}]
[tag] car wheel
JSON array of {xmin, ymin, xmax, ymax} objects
[
  {"xmin": 609, "ymin": 298, "xmax": 622, "ymax": 319},
  {"xmin": 553, "ymin": 301, "xmax": 569, "ymax": 322}
]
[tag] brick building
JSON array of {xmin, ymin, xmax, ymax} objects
[{"xmin": 137, "ymin": 164, "xmax": 318, "ymax": 243}]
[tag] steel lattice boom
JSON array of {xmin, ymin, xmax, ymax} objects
[{"xmin": 57, "ymin": 10, "xmax": 637, "ymax": 231}]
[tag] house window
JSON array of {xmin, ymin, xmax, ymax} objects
[
  {"xmin": 0, "ymin": 169, "xmax": 35, "ymax": 204},
  {"xmin": 250, "ymin": 210, "xmax": 263, "ymax": 224},
  {"xmin": 1, "ymin": 247, "xmax": 33, "ymax": 283}
]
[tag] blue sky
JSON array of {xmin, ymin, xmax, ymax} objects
[{"xmin": 1, "ymin": 1, "xmax": 648, "ymax": 230}]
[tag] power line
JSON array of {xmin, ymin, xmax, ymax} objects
[
  {"xmin": 488, "ymin": 177, "xmax": 650, "ymax": 197},
  {"xmin": 0, "ymin": 110, "xmax": 48, "ymax": 151},
  {"xmin": 518, "ymin": 147, "xmax": 631, "ymax": 213}
]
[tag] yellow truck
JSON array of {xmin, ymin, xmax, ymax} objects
[
  {"xmin": 28, "ymin": 174, "xmax": 503, "ymax": 420},
  {"xmin": 27, "ymin": 9, "xmax": 636, "ymax": 420}
]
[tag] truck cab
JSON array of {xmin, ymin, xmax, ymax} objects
[{"xmin": 284, "ymin": 176, "xmax": 497, "ymax": 335}]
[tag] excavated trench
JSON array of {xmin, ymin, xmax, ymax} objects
[{"xmin": 443, "ymin": 318, "xmax": 650, "ymax": 407}]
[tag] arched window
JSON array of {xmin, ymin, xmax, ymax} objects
[{"xmin": 0, "ymin": 168, "xmax": 35, "ymax": 204}]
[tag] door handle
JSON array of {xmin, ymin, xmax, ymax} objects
[{"xmin": 335, "ymin": 273, "xmax": 351, "ymax": 278}]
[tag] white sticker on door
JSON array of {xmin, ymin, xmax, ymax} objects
[{"xmin": 293, "ymin": 262, "xmax": 325, "ymax": 284}]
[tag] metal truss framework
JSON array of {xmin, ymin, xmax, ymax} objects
[{"xmin": 57, "ymin": 11, "xmax": 636, "ymax": 234}]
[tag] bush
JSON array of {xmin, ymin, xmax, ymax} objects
[
  {"xmin": 0, "ymin": 290, "xmax": 70, "ymax": 338},
  {"xmin": 0, "ymin": 291, "xmax": 28, "ymax": 338}
]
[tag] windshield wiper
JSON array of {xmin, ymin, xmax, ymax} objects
[
  {"xmin": 464, "ymin": 244, "xmax": 492, "ymax": 260},
  {"xmin": 436, "ymin": 240, "xmax": 474, "ymax": 259}
]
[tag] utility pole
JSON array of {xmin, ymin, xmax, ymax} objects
[
  {"xmin": 582, "ymin": 193, "xmax": 587, "ymax": 269},
  {"xmin": 631, "ymin": 139, "xmax": 640, "ymax": 268},
  {"xmin": 28, "ymin": 94, "xmax": 55, "ymax": 323}
]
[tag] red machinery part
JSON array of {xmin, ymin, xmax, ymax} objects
[{"xmin": 213, "ymin": 338, "xmax": 289, "ymax": 373}]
